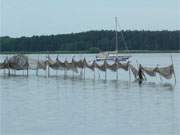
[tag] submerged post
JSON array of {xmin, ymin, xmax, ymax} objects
[
  {"xmin": 36, "ymin": 68, "xmax": 38, "ymax": 76},
  {"xmin": 171, "ymin": 55, "xmax": 176, "ymax": 84},
  {"xmin": 83, "ymin": 67, "xmax": 86, "ymax": 80},
  {"xmin": 14, "ymin": 70, "xmax": 16, "ymax": 76},
  {"xmin": 105, "ymin": 60, "xmax": 107, "ymax": 81},
  {"xmin": 7, "ymin": 56, "xmax": 10, "ymax": 76},
  {"xmin": 128, "ymin": 66, "xmax": 131, "ymax": 82},
  {"xmin": 36, "ymin": 57, "xmax": 39, "ymax": 76},
  {"xmin": 3, "ymin": 68, "xmax": 6, "ymax": 75},
  {"xmin": 8, "ymin": 68, "xmax": 10, "ymax": 76},
  {"xmin": 116, "ymin": 69, "xmax": 118, "ymax": 81},
  {"xmin": 46, "ymin": 55, "xmax": 50, "ymax": 77},
  {"xmin": 93, "ymin": 69, "xmax": 95, "ymax": 80},
  {"xmin": 56, "ymin": 70, "xmax": 58, "ymax": 77},
  {"xmin": 72, "ymin": 70, "xmax": 74, "ymax": 79},
  {"xmin": 48, "ymin": 65, "xmax": 50, "ymax": 77},
  {"xmin": 116, "ymin": 59, "xmax": 118, "ymax": 81},
  {"xmin": 27, "ymin": 67, "xmax": 29, "ymax": 77},
  {"xmin": 64, "ymin": 68, "xmax": 66, "ymax": 78},
  {"xmin": 80, "ymin": 68, "xmax": 83, "ymax": 79},
  {"xmin": 93, "ymin": 60, "xmax": 96, "ymax": 80},
  {"xmin": 46, "ymin": 61, "xmax": 48, "ymax": 78}
]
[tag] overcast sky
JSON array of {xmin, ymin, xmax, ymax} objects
[{"xmin": 0, "ymin": 0, "xmax": 180, "ymax": 37}]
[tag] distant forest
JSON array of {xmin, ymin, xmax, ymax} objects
[{"xmin": 0, "ymin": 30, "xmax": 179, "ymax": 53}]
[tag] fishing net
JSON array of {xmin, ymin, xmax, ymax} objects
[
  {"xmin": 156, "ymin": 64, "xmax": 174, "ymax": 79},
  {"xmin": 106, "ymin": 62, "xmax": 118, "ymax": 72},
  {"xmin": 28, "ymin": 58, "xmax": 38, "ymax": 70},
  {"xmin": 0, "ymin": 63, "xmax": 5, "ymax": 69},
  {"xmin": 0, "ymin": 55, "xmax": 175, "ymax": 81},
  {"xmin": 8, "ymin": 55, "xmax": 29, "ymax": 70},
  {"xmin": 118, "ymin": 62, "xmax": 129, "ymax": 71},
  {"xmin": 84, "ymin": 59, "xmax": 96, "ymax": 71},
  {"xmin": 129, "ymin": 64, "xmax": 138, "ymax": 79},
  {"xmin": 142, "ymin": 67, "xmax": 157, "ymax": 77},
  {"xmin": 64, "ymin": 60, "xmax": 78, "ymax": 73},
  {"xmin": 95, "ymin": 61, "xmax": 107, "ymax": 72},
  {"xmin": 37, "ymin": 60, "xmax": 46, "ymax": 70},
  {"xmin": 72, "ymin": 59, "xmax": 84, "ymax": 69}
]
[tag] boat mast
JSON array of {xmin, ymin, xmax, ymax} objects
[
  {"xmin": 115, "ymin": 17, "xmax": 118, "ymax": 56},
  {"xmin": 115, "ymin": 17, "xmax": 118, "ymax": 80}
]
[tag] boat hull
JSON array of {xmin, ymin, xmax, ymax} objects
[{"xmin": 96, "ymin": 55, "xmax": 131, "ymax": 62}]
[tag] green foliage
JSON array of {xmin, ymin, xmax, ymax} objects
[
  {"xmin": 0, "ymin": 30, "xmax": 179, "ymax": 52},
  {"xmin": 88, "ymin": 47, "xmax": 100, "ymax": 53}
]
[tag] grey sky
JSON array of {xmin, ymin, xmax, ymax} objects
[{"xmin": 0, "ymin": 0, "xmax": 180, "ymax": 37}]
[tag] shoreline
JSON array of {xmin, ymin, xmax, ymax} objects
[{"xmin": 0, "ymin": 50, "xmax": 179, "ymax": 55}]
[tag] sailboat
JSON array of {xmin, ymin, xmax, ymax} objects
[{"xmin": 96, "ymin": 17, "xmax": 131, "ymax": 62}]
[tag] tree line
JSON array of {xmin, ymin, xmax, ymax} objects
[{"xmin": 0, "ymin": 30, "xmax": 179, "ymax": 52}]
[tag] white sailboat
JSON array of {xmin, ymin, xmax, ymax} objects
[{"xmin": 96, "ymin": 17, "xmax": 131, "ymax": 61}]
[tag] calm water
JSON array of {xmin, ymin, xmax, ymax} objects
[{"xmin": 0, "ymin": 53, "xmax": 180, "ymax": 135}]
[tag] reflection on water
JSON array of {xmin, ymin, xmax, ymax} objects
[{"xmin": 0, "ymin": 53, "xmax": 179, "ymax": 135}]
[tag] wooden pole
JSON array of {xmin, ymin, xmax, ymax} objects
[
  {"xmin": 27, "ymin": 67, "xmax": 29, "ymax": 77},
  {"xmin": 83, "ymin": 67, "xmax": 85, "ymax": 80},
  {"xmin": 64, "ymin": 68, "xmax": 66, "ymax": 78},
  {"xmin": 36, "ymin": 67, "xmax": 38, "ymax": 76},
  {"xmin": 56, "ymin": 56, "xmax": 58, "ymax": 77},
  {"xmin": 94, "ymin": 61, "xmax": 96, "ymax": 80},
  {"xmin": 47, "ymin": 64, "xmax": 50, "ymax": 77},
  {"xmin": 7, "ymin": 56, "xmax": 10, "ymax": 76},
  {"xmin": 26, "ymin": 59, "xmax": 29, "ymax": 77},
  {"xmin": 129, "ymin": 66, "xmax": 131, "ymax": 82},
  {"xmin": 115, "ymin": 57, "xmax": 118, "ymax": 81},
  {"xmin": 56, "ymin": 70, "xmax": 58, "ymax": 77},
  {"xmin": 36, "ymin": 57, "xmax": 39, "ymax": 76},
  {"xmin": 171, "ymin": 55, "xmax": 176, "ymax": 84},
  {"xmin": 104, "ymin": 60, "xmax": 107, "ymax": 81},
  {"xmin": 46, "ymin": 62, "xmax": 49, "ymax": 78},
  {"xmin": 8, "ymin": 68, "xmax": 10, "ymax": 76},
  {"xmin": 116, "ymin": 61, "xmax": 118, "ymax": 81},
  {"xmin": 72, "ymin": 70, "xmax": 74, "ymax": 79},
  {"xmin": 93, "ymin": 69, "xmax": 95, "ymax": 80},
  {"xmin": 64, "ymin": 68, "xmax": 67, "ymax": 79},
  {"xmin": 3, "ymin": 69, "xmax": 5, "ymax": 75},
  {"xmin": 46, "ymin": 55, "xmax": 50, "ymax": 77},
  {"xmin": 157, "ymin": 64, "xmax": 162, "ymax": 82},
  {"xmin": 8, "ymin": 67, "xmax": 10, "ymax": 76},
  {"xmin": 80, "ymin": 68, "xmax": 83, "ymax": 79}
]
